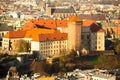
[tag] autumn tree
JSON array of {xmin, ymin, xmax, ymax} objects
[
  {"xmin": 98, "ymin": 55, "xmax": 119, "ymax": 70},
  {"xmin": 14, "ymin": 39, "xmax": 30, "ymax": 52},
  {"xmin": 113, "ymin": 39, "xmax": 120, "ymax": 54},
  {"xmin": 114, "ymin": 44, "xmax": 120, "ymax": 54}
]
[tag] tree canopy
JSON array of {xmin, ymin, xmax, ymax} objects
[{"xmin": 14, "ymin": 39, "xmax": 30, "ymax": 52}]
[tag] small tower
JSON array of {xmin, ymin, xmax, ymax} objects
[{"xmin": 67, "ymin": 16, "xmax": 82, "ymax": 52}]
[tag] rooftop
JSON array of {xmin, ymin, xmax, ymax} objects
[
  {"xmin": 82, "ymin": 20, "xmax": 96, "ymax": 27},
  {"xmin": 101, "ymin": 21, "xmax": 117, "ymax": 27},
  {"xmin": 34, "ymin": 30, "xmax": 68, "ymax": 42},
  {"xmin": 51, "ymin": 7, "xmax": 75, "ymax": 14},
  {"xmin": 4, "ymin": 30, "xmax": 26, "ymax": 38},
  {"xmin": 68, "ymin": 16, "xmax": 82, "ymax": 22}
]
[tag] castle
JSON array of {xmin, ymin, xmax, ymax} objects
[{"xmin": 2, "ymin": 16, "xmax": 105, "ymax": 59}]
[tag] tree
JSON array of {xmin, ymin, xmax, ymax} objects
[
  {"xmin": 98, "ymin": 55, "xmax": 119, "ymax": 70},
  {"xmin": 114, "ymin": 44, "xmax": 120, "ymax": 54},
  {"xmin": 113, "ymin": 39, "xmax": 120, "ymax": 54},
  {"xmin": 14, "ymin": 40, "xmax": 30, "ymax": 52}
]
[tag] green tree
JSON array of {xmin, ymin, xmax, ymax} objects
[{"xmin": 14, "ymin": 39, "xmax": 30, "ymax": 52}]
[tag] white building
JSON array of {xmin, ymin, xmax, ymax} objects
[{"xmin": 64, "ymin": 69, "xmax": 116, "ymax": 80}]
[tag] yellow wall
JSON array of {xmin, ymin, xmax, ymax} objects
[{"xmin": 68, "ymin": 22, "xmax": 82, "ymax": 51}]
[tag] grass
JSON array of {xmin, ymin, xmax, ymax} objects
[{"xmin": 81, "ymin": 55, "xmax": 100, "ymax": 65}]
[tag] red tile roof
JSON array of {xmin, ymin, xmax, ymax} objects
[
  {"xmin": 31, "ymin": 19, "xmax": 57, "ymax": 29},
  {"xmin": 22, "ymin": 21, "xmax": 36, "ymax": 30},
  {"xmin": 4, "ymin": 30, "xmax": 26, "ymax": 38},
  {"xmin": 0, "ymin": 9, "xmax": 3, "ymax": 14},
  {"xmin": 25, "ymin": 28, "xmax": 55, "ymax": 40},
  {"xmin": 82, "ymin": 20, "xmax": 96, "ymax": 27},
  {"xmin": 56, "ymin": 19, "xmax": 68, "ymax": 27},
  {"xmin": 97, "ymin": 29, "xmax": 105, "ymax": 33},
  {"xmin": 22, "ymin": 19, "xmax": 68, "ymax": 30},
  {"xmin": 33, "ymin": 30, "xmax": 68, "ymax": 42},
  {"xmin": 68, "ymin": 16, "xmax": 82, "ymax": 22}
]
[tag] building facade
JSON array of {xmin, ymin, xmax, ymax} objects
[{"xmin": 46, "ymin": 5, "xmax": 76, "ymax": 18}]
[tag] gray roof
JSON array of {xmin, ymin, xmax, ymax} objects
[
  {"xmin": 0, "ymin": 24, "xmax": 13, "ymax": 31},
  {"xmin": 78, "ymin": 14, "xmax": 106, "ymax": 20},
  {"xmin": 51, "ymin": 7, "xmax": 75, "ymax": 14}
]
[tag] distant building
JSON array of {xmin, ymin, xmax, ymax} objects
[
  {"xmin": 78, "ymin": 14, "xmax": 106, "ymax": 21},
  {"xmin": 62, "ymin": 69, "xmax": 116, "ymax": 80},
  {"xmin": 46, "ymin": 5, "xmax": 76, "ymax": 18}
]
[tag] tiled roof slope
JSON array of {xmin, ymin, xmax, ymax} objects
[
  {"xmin": 68, "ymin": 16, "xmax": 82, "ymax": 22},
  {"xmin": 97, "ymin": 29, "xmax": 105, "ymax": 32},
  {"xmin": 4, "ymin": 30, "xmax": 26, "ymax": 38},
  {"xmin": 4, "ymin": 28, "xmax": 67, "ymax": 42},
  {"xmin": 56, "ymin": 19, "xmax": 68, "ymax": 27},
  {"xmin": 22, "ymin": 19, "xmax": 68, "ymax": 30},
  {"xmin": 22, "ymin": 21, "xmax": 37, "ymax": 30},
  {"xmin": 51, "ymin": 7, "xmax": 75, "ymax": 14},
  {"xmin": 34, "ymin": 30, "xmax": 68, "ymax": 41},
  {"xmin": 82, "ymin": 20, "xmax": 96, "ymax": 27},
  {"xmin": 25, "ymin": 28, "xmax": 55, "ymax": 40},
  {"xmin": 31, "ymin": 19, "xmax": 57, "ymax": 29},
  {"xmin": 82, "ymin": 19, "xmax": 104, "ymax": 33},
  {"xmin": 78, "ymin": 14, "xmax": 106, "ymax": 20}
]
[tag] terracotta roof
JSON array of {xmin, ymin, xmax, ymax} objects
[
  {"xmin": 97, "ymin": 29, "xmax": 105, "ymax": 32},
  {"xmin": 33, "ymin": 30, "xmax": 68, "ymax": 42},
  {"xmin": 25, "ymin": 28, "xmax": 55, "ymax": 40},
  {"xmin": 56, "ymin": 19, "xmax": 68, "ymax": 27},
  {"xmin": 82, "ymin": 20, "xmax": 96, "ymax": 27},
  {"xmin": 4, "ymin": 30, "xmax": 26, "ymax": 38},
  {"xmin": 0, "ymin": 9, "xmax": 3, "ymax": 14},
  {"xmin": 22, "ymin": 19, "xmax": 68, "ymax": 30},
  {"xmin": 68, "ymin": 16, "xmax": 82, "ymax": 22},
  {"xmin": 22, "ymin": 21, "xmax": 36, "ymax": 30},
  {"xmin": 31, "ymin": 19, "xmax": 57, "ymax": 29}
]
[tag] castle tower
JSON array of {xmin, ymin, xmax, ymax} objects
[
  {"xmin": 67, "ymin": 16, "xmax": 82, "ymax": 52},
  {"xmin": 45, "ymin": 3, "xmax": 52, "ymax": 15}
]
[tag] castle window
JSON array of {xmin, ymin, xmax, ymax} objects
[
  {"xmin": 82, "ymin": 35, "xmax": 84, "ymax": 39},
  {"xmin": 99, "ymin": 46, "xmax": 101, "ymax": 49},
  {"xmin": 98, "ymin": 41, "xmax": 101, "ymax": 44},
  {"xmin": 87, "ymin": 35, "xmax": 89, "ymax": 39}
]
